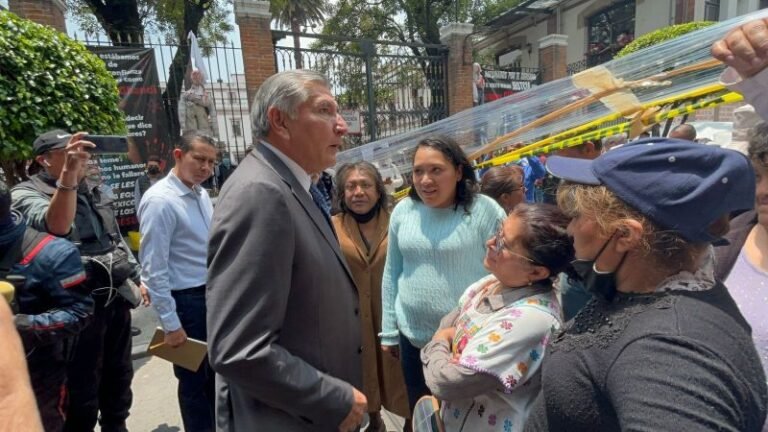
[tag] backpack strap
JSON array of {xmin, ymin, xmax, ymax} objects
[
  {"xmin": 19, "ymin": 230, "xmax": 55, "ymax": 266},
  {"xmin": 0, "ymin": 235, "xmax": 24, "ymax": 279}
]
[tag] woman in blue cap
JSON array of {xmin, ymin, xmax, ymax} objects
[{"xmin": 524, "ymin": 138, "xmax": 768, "ymax": 432}]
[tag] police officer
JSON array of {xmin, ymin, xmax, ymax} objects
[
  {"xmin": 12, "ymin": 130, "xmax": 141, "ymax": 432},
  {"xmin": 1, "ymin": 178, "xmax": 93, "ymax": 432}
]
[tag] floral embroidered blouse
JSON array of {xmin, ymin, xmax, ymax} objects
[{"xmin": 422, "ymin": 274, "xmax": 562, "ymax": 432}]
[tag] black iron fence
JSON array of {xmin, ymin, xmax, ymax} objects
[
  {"xmin": 73, "ymin": 33, "xmax": 252, "ymax": 162},
  {"xmin": 567, "ymin": 58, "xmax": 588, "ymax": 76},
  {"xmin": 273, "ymin": 31, "xmax": 449, "ymax": 148}
]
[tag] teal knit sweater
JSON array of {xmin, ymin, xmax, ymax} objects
[{"xmin": 380, "ymin": 194, "xmax": 506, "ymax": 348}]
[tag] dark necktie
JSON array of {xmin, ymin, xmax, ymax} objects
[{"xmin": 309, "ymin": 184, "xmax": 334, "ymax": 234}]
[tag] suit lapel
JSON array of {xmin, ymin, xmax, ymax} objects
[{"xmin": 254, "ymin": 145, "xmax": 355, "ymax": 281}]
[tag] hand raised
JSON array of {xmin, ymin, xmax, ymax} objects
[{"xmin": 712, "ymin": 18, "xmax": 768, "ymax": 78}]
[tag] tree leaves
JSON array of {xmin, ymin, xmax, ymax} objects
[
  {"xmin": 615, "ymin": 21, "xmax": 715, "ymax": 58},
  {"xmin": 0, "ymin": 11, "xmax": 125, "ymax": 170}
]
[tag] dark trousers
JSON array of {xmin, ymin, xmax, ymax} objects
[
  {"xmin": 399, "ymin": 335, "xmax": 430, "ymax": 414},
  {"xmin": 64, "ymin": 296, "xmax": 133, "ymax": 432},
  {"xmin": 172, "ymin": 286, "xmax": 215, "ymax": 432},
  {"xmin": 29, "ymin": 357, "xmax": 68, "ymax": 432}
]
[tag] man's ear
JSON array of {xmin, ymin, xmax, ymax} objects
[
  {"xmin": 267, "ymin": 106, "xmax": 291, "ymax": 140},
  {"xmin": 615, "ymin": 219, "xmax": 644, "ymax": 253},
  {"xmin": 172, "ymin": 148, "xmax": 183, "ymax": 162},
  {"xmin": 35, "ymin": 155, "xmax": 48, "ymax": 167}
]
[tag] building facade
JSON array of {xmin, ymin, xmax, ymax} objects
[{"xmin": 478, "ymin": 0, "xmax": 767, "ymax": 76}]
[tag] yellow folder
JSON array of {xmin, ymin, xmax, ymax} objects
[{"xmin": 147, "ymin": 327, "xmax": 208, "ymax": 372}]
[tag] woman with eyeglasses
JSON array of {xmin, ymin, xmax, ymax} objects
[
  {"xmin": 481, "ymin": 166, "xmax": 526, "ymax": 214},
  {"xmin": 332, "ymin": 162, "xmax": 410, "ymax": 431},
  {"xmin": 381, "ymin": 136, "xmax": 506, "ymax": 416},
  {"xmin": 420, "ymin": 203, "xmax": 570, "ymax": 432}
]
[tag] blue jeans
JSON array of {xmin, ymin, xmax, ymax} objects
[
  {"xmin": 172, "ymin": 286, "xmax": 215, "ymax": 432},
  {"xmin": 400, "ymin": 335, "xmax": 430, "ymax": 413}
]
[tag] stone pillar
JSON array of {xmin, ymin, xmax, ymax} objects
[
  {"xmin": 440, "ymin": 23, "xmax": 474, "ymax": 116},
  {"xmin": 538, "ymin": 34, "xmax": 568, "ymax": 83},
  {"xmin": 9, "ymin": 0, "xmax": 66, "ymax": 33},
  {"xmin": 235, "ymin": 0, "xmax": 275, "ymax": 110}
]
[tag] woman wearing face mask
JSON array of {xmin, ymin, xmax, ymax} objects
[
  {"xmin": 381, "ymin": 136, "xmax": 506, "ymax": 415},
  {"xmin": 332, "ymin": 162, "xmax": 410, "ymax": 432},
  {"xmin": 421, "ymin": 203, "xmax": 571, "ymax": 432},
  {"xmin": 524, "ymin": 138, "xmax": 768, "ymax": 432}
]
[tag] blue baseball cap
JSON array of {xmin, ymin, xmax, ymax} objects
[{"xmin": 546, "ymin": 138, "xmax": 755, "ymax": 243}]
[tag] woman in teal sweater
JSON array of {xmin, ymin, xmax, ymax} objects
[{"xmin": 381, "ymin": 136, "xmax": 506, "ymax": 413}]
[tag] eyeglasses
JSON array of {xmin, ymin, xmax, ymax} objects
[
  {"xmin": 344, "ymin": 182, "xmax": 374, "ymax": 192},
  {"xmin": 491, "ymin": 223, "xmax": 538, "ymax": 264}
]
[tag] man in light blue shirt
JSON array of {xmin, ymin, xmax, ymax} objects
[{"xmin": 138, "ymin": 131, "xmax": 216, "ymax": 432}]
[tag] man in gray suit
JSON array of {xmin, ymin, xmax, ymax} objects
[{"xmin": 207, "ymin": 70, "xmax": 367, "ymax": 431}]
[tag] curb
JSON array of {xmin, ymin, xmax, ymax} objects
[{"xmin": 131, "ymin": 342, "xmax": 151, "ymax": 360}]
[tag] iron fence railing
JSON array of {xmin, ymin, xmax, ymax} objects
[
  {"xmin": 73, "ymin": 33, "xmax": 252, "ymax": 161},
  {"xmin": 273, "ymin": 31, "xmax": 449, "ymax": 147}
]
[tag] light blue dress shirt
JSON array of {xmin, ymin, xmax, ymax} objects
[{"xmin": 138, "ymin": 170, "xmax": 213, "ymax": 331}]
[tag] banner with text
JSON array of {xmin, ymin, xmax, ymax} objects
[
  {"xmin": 87, "ymin": 46, "xmax": 172, "ymax": 231},
  {"xmin": 482, "ymin": 68, "xmax": 540, "ymax": 103}
]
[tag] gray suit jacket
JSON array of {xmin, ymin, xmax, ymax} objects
[{"xmin": 207, "ymin": 144, "xmax": 363, "ymax": 431}]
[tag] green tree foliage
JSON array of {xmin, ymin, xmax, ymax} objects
[
  {"xmin": 616, "ymin": 21, "xmax": 715, "ymax": 58},
  {"xmin": 319, "ymin": 0, "xmax": 520, "ymax": 47},
  {"xmin": 67, "ymin": 0, "xmax": 233, "ymax": 49},
  {"xmin": 0, "ymin": 11, "xmax": 125, "ymax": 185},
  {"xmin": 271, "ymin": 0, "xmax": 326, "ymax": 68},
  {"xmin": 470, "ymin": 0, "xmax": 523, "ymax": 30}
]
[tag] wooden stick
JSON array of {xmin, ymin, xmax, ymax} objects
[{"xmin": 467, "ymin": 58, "xmax": 723, "ymax": 160}]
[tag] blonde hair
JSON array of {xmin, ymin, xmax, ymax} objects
[{"xmin": 556, "ymin": 182, "xmax": 727, "ymax": 272}]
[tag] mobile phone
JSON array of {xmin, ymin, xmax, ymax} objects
[{"xmin": 88, "ymin": 135, "xmax": 129, "ymax": 154}]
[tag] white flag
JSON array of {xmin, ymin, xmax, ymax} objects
[{"xmin": 188, "ymin": 31, "xmax": 208, "ymax": 85}]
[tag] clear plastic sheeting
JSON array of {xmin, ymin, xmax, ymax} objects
[{"xmin": 336, "ymin": 8, "xmax": 768, "ymax": 175}]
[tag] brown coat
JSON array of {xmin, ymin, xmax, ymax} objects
[{"xmin": 332, "ymin": 211, "xmax": 410, "ymax": 418}]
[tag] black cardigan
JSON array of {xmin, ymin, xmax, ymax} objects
[{"xmin": 525, "ymin": 282, "xmax": 768, "ymax": 432}]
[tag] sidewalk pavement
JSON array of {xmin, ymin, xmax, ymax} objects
[
  {"xmin": 122, "ymin": 356, "xmax": 183, "ymax": 432},
  {"xmin": 128, "ymin": 309, "xmax": 406, "ymax": 431}
]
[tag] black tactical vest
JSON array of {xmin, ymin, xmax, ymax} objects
[{"xmin": 22, "ymin": 174, "xmax": 116, "ymax": 256}]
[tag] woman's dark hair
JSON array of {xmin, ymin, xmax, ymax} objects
[
  {"xmin": 408, "ymin": 136, "xmax": 477, "ymax": 213},
  {"xmin": 333, "ymin": 162, "xmax": 391, "ymax": 214},
  {"xmin": 510, "ymin": 203, "xmax": 576, "ymax": 281},
  {"xmin": 178, "ymin": 130, "xmax": 217, "ymax": 153},
  {"xmin": 748, "ymin": 122, "xmax": 768, "ymax": 166},
  {"xmin": 481, "ymin": 165, "xmax": 524, "ymax": 202}
]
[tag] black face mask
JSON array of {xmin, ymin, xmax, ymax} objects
[
  {"xmin": 147, "ymin": 166, "xmax": 161, "ymax": 175},
  {"xmin": 349, "ymin": 202, "xmax": 380, "ymax": 224},
  {"xmin": 571, "ymin": 232, "xmax": 626, "ymax": 302}
]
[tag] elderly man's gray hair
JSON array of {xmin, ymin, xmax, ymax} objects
[{"xmin": 250, "ymin": 70, "xmax": 330, "ymax": 139}]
